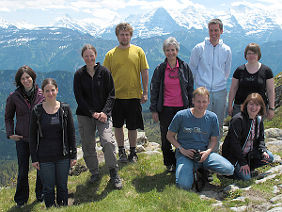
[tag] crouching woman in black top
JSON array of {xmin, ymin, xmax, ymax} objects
[
  {"xmin": 222, "ymin": 93, "xmax": 273, "ymax": 180},
  {"xmin": 29, "ymin": 78, "xmax": 77, "ymax": 208}
]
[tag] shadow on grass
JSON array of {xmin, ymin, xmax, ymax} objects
[
  {"xmin": 72, "ymin": 164, "xmax": 116, "ymax": 205},
  {"xmin": 132, "ymin": 171, "xmax": 175, "ymax": 193},
  {"xmin": 7, "ymin": 200, "xmax": 39, "ymax": 212}
]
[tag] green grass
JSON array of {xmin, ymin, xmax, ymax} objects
[
  {"xmin": 0, "ymin": 154, "xmax": 218, "ymax": 212},
  {"xmin": 1, "ymin": 151, "xmax": 281, "ymax": 212},
  {"xmin": 264, "ymin": 106, "xmax": 282, "ymax": 129}
]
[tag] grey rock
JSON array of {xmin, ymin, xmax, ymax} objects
[
  {"xmin": 230, "ymin": 206, "xmax": 247, "ymax": 212},
  {"xmin": 211, "ymin": 200, "xmax": 223, "ymax": 207},
  {"xmin": 143, "ymin": 150, "xmax": 161, "ymax": 155},
  {"xmin": 136, "ymin": 132, "xmax": 148, "ymax": 146},
  {"xmin": 267, "ymin": 207, "xmax": 282, "ymax": 212},
  {"xmin": 256, "ymin": 174, "xmax": 277, "ymax": 184},
  {"xmin": 223, "ymin": 184, "xmax": 240, "ymax": 193},
  {"xmin": 267, "ymin": 140, "xmax": 282, "ymax": 146},
  {"xmin": 241, "ymin": 186, "xmax": 251, "ymax": 191},
  {"xmin": 273, "ymin": 185, "xmax": 279, "ymax": 194},
  {"xmin": 265, "ymin": 128, "xmax": 282, "ymax": 139},
  {"xmin": 136, "ymin": 145, "xmax": 146, "ymax": 153},
  {"xmin": 232, "ymin": 196, "xmax": 246, "ymax": 202},
  {"xmin": 273, "ymin": 154, "xmax": 282, "ymax": 163},
  {"xmin": 270, "ymin": 194, "xmax": 282, "ymax": 203}
]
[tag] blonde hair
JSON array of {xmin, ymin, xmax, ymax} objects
[{"xmin": 192, "ymin": 87, "xmax": 210, "ymax": 99}]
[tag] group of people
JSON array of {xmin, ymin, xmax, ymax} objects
[
  {"xmin": 151, "ymin": 18, "xmax": 275, "ymax": 190},
  {"xmin": 4, "ymin": 19, "xmax": 275, "ymax": 208}
]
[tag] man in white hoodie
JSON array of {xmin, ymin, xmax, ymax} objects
[{"xmin": 189, "ymin": 19, "xmax": 232, "ymax": 152}]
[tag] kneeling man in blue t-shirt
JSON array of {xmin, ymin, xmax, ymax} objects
[{"xmin": 167, "ymin": 87, "xmax": 234, "ymax": 190}]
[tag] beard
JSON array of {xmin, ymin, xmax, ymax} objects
[{"xmin": 119, "ymin": 40, "xmax": 130, "ymax": 46}]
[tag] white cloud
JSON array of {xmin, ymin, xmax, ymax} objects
[{"xmin": 0, "ymin": 0, "xmax": 281, "ymax": 27}]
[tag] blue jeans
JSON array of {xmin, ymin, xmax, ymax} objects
[
  {"xmin": 40, "ymin": 159, "xmax": 70, "ymax": 207},
  {"xmin": 207, "ymin": 89, "xmax": 227, "ymax": 152},
  {"xmin": 175, "ymin": 152, "xmax": 234, "ymax": 190},
  {"xmin": 15, "ymin": 141, "xmax": 42, "ymax": 204},
  {"xmin": 234, "ymin": 150, "xmax": 274, "ymax": 181}
]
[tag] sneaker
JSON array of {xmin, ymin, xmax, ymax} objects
[
  {"xmin": 128, "ymin": 152, "xmax": 138, "ymax": 163},
  {"xmin": 118, "ymin": 150, "xmax": 128, "ymax": 163},
  {"xmin": 166, "ymin": 164, "xmax": 176, "ymax": 172},
  {"xmin": 89, "ymin": 173, "xmax": 100, "ymax": 184},
  {"xmin": 16, "ymin": 202, "xmax": 26, "ymax": 208},
  {"xmin": 109, "ymin": 168, "xmax": 123, "ymax": 189}
]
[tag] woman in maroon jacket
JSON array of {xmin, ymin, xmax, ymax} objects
[{"xmin": 5, "ymin": 65, "xmax": 44, "ymax": 208}]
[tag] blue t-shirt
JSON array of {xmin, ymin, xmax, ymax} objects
[{"xmin": 168, "ymin": 109, "xmax": 219, "ymax": 151}]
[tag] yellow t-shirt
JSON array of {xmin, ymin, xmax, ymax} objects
[{"xmin": 103, "ymin": 44, "xmax": 149, "ymax": 99}]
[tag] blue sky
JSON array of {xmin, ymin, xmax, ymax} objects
[{"xmin": 0, "ymin": 0, "xmax": 281, "ymax": 27}]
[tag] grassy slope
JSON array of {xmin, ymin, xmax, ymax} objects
[
  {"xmin": 0, "ymin": 154, "xmax": 217, "ymax": 212},
  {"xmin": 1, "ymin": 152, "xmax": 281, "ymax": 212}
]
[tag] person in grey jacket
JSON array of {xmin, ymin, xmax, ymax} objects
[
  {"xmin": 150, "ymin": 37, "xmax": 194, "ymax": 172},
  {"xmin": 5, "ymin": 65, "xmax": 44, "ymax": 207}
]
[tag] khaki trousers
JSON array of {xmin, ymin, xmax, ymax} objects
[{"xmin": 77, "ymin": 115, "xmax": 118, "ymax": 175}]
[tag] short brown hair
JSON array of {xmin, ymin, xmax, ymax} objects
[
  {"xmin": 81, "ymin": 44, "xmax": 97, "ymax": 57},
  {"xmin": 193, "ymin": 87, "xmax": 210, "ymax": 99},
  {"xmin": 41, "ymin": 78, "xmax": 58, "ymax": 91},
  {"xmin": 15, "ymin": 65, "xmax": 36, "ymax": 87},
  {"xmin": 241, "ymin": 93, "xmax": 266, "ymax": 116},
  {"xmin": 208, "ymin": 19, "xmax": 223, "ymax": 31},
  {"xmin": 244, "ymin": 43, "xmax": 261, "ymax": 60},
  {"xmin": 115, "ymin": 23, "xmax": 133, "ymax": 36}
]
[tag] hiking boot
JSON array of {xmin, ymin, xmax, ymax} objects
[
  {"xmin": 199, "ymin": 169, "xmax": 213, "ymax": 182},
  {"xmin": 128, "ymin": 152, "xmax": 138, "ymax": 163},
  {"xmin": 16, "ymin": 202, "xmax": 26, "ymax": 208},
  {"xmin": 89, "ymin": 173, "xmax": 100, "ymax": 184},
  {"xmin": 193, "ymin": 169, "xmax": 206, "ymax": 192},
  {"xmin": 36, "ymin": 193, "xmax": 44, "ymax": 202},
  {"xmin": 109, "ymin": 168, "xmax": 123, "ymax": 189},
  {"xmin": 118, "ymin": 150, "xmax": 128, "ymax": 163}
]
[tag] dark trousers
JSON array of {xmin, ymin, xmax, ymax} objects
[
  {"xmin": 40, "ymin": 159, "xmax": 70, "ymax": 207},
  {"xmin": 159, "ymin": 106, "xmax": 185, "ymax": 167},
  {"xmin": 15, "ymin": 141, "xmax": 43, "ymax": 204}
]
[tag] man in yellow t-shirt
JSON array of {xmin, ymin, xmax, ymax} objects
[{"xmin": 104, "ymin": 22, "xmax": 149, "ymax": 163}]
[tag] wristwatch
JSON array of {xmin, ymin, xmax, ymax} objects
[{"xmin": 177, "ymin": 146, "xmax": 182, "ymax": 151}]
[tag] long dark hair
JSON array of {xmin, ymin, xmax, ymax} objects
[{"xmin": 15, "ymin": 65, "xmax": 36, "ymax": 87}]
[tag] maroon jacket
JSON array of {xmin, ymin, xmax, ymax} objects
[{"xmin": 5, "ymin": 85, "xmax": 44, "ymax": 142}]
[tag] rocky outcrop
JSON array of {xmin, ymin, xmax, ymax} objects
[{"xmin": 72, "ymin": 127, "xmax": 282, "ymax": 212}]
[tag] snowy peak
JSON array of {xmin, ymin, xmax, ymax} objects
[
  {"xmin": 229, "ymin": 3, "xmax": 279, "ymax": 32},
  {"xmin": 1, "ymin": 5, "xmax": 281, "ymax": 39},
  {"xmin": 130, "ymin": 7, "xmax": 185, "ymax": 38},
  {"xmin": 0, "ymin": 18, "xmax": 13, "ymax": 29},
  {"xmin": 54, "ymin": 14, "xmax": 100, "ymax": 36}
]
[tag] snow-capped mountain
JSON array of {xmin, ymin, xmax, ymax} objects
[
  {"xmin": 23, "ymin": 4, "xmax": 280, "ymax": 40},
  {"xmin": 0, "ymin": 3, "xmax": 282, "ymax": 74},
  {"xmin": 0, "ymin": 18, "xmax": 11, "ymax": 29},
  {"xmin": 54, "ymin": 15, "xmax": 101, "ymax": 37}
]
